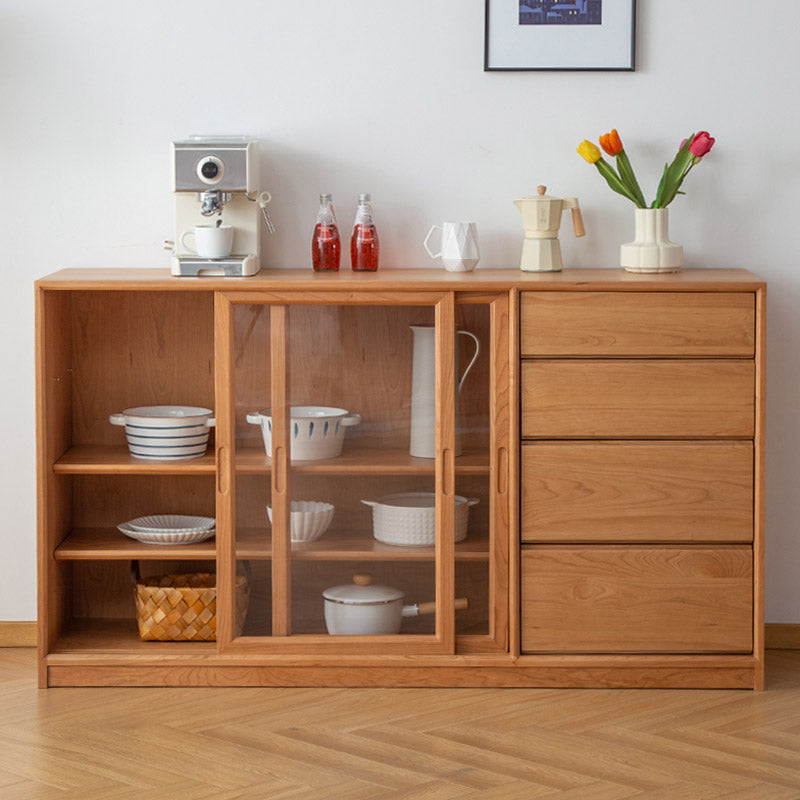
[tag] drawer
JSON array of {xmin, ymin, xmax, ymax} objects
[
  {"xmin": 521, "ymin": 359, "xmax": 754, "ymax": 439},
  {"xmin": 520, "ymin": 546, "xmax": 753, "ymax": 653},
  {"xmin": 520, "ymin": 291, "xmax": 755, "ymax": 357},
  {"xmin": 521, "ymin": 442, "xmax": 754, "ymax": 543}
]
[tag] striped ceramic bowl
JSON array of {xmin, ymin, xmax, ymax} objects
[{"xmin": 109, "ymin": 406, "xmax": 215, "ymax": 460}]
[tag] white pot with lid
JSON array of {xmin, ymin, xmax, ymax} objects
[
  {"xmin": 323, "ymin": 574, "xmax": 468, "ymax": 635},
  {"xmin": 361, "ymin": 492, "xmax": 478, "ymax": 546}
]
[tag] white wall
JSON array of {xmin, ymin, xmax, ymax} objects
[{"xmin": 3, "ymin": 0, "xmax": 797, "ymax": 621}]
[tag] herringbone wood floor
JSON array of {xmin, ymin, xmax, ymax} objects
[{"xmin": 2, "ymin": 649, "xmax": 800, "ymax": 799}]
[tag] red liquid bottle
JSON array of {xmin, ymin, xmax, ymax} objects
[
  {"xmin": 350, "ymin": 193, "xmax": 379, "ymax": 272},
  {"xmin": 312, "ymin": 193, "xmax": 341, "ymax": 271}
]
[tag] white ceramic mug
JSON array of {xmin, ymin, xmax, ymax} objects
[
  {"xmin": 424, "ymin": 222, "xmax": 480, "ymax": 272},
  {"xmin": 180, "ymin": 224, "xmax": 233, "ymax": 259}
]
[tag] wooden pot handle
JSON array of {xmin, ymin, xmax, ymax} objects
[{"xmin": 416, "ymin": 597, "xmax": 469, "ymax": 616}]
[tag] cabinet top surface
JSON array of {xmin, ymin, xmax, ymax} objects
[{"xmin": 36, "ymin": 267, "xmax": 765, "ymax": 291}]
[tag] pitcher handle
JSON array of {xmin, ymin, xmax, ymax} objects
[
  {"xmin": 423, "ymin": 225, "xmax": 442, "ymax": 259},
  {"xmin": 456, "ymin": 330, "xmax": 480, "ymax": 393}
]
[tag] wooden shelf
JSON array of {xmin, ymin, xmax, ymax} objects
[
  {"xmin": 54, "ymin": 527, "xmax": 490, "ymax": 562},
  {"xmin": 235, "ymin": 446, "xmax": 490, "ymax": 475},
  {"xmin": 237, "ymin": 527, "xmax": 490, "ymax": 561},
  {"xmin": 49, "ymin": 618, "xmax": 216, "ymax": 654},
  {"xmin": 54, "ymin": 528, "xmax": 217, "ymax": 560},
  {"xmin": 53, "ymin": 445, "xmax": 215, "ymax": 475},
  {"xmin": 52, "ymin": 445, "xmax": 490, "ymax": 476}
]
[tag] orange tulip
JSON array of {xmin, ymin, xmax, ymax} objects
[{"xmin": 599, "ymin": 129, "xmax": 624, "ymax": 156}]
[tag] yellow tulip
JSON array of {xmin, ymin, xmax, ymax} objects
[{"xmin": 577, "ymin": 140, "xmax": 602, "ymax": 163}]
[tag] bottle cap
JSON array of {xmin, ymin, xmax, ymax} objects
[
  {"xmin": 358, "ymin": 193, "xmax": 371, "ymax": 203},
  {"xmin": 320, "ymin": 193, "xmax": 333, "ymax": 204}
]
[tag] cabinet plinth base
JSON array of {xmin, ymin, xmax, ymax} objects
[{"xmin": 44, "ymin": 657, "xmax": 763, "ymax": 690}]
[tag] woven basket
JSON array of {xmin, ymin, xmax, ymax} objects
[{"xmin": 134, "ymin": 572, "xmax": 249, "ymax": 641}]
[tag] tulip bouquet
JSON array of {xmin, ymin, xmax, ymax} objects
[{"xmin": 577, "ymin": 130, "xmax": 715, "ymax": 209}]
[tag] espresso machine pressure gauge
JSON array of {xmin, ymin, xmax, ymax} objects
[{"xmin": 170, "ymin": 136, "xmax": 267, "ymax": 277}]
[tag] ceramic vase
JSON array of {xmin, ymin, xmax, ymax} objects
[{"xmin": 620, "ymin": 208, "xmax": 683, "ymax": 273}]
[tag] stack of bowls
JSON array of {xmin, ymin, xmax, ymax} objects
[{"xmin": 109, "ymin": 406, "xmax": 215, "ymax": 460}]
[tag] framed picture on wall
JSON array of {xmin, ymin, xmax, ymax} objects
[{"xmin": 484, "ymin": 0, "xmax": 636, "ymax": 71}]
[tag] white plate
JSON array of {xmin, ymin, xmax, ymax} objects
[
  {"xmin": 117, "ymin": 522, "xmax": 216, "ymax": 545},
  {"xmin": 125, "ymin": 515, "xmax": 216, "ymax": 533}
]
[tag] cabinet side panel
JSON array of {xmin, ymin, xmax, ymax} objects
[
  {"xmin": 753, "ymin": 286, "xmax": 766, "ymax": 689},
  {"xmin": 36, "ymin": 288, "xmax": 74, "ymax": 665}
]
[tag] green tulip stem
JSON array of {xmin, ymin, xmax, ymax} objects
[
  {"xmin": 615, "ymin": 151, "xmax": 647, "ymax": 208},
  {"xmin": 594, "ymin": 158, "xmax": 642, "ymax": 206}
]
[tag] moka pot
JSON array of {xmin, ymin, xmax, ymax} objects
[{"xmin": 514, "ymin": 185, "xmax": 585, "ymax": 272}]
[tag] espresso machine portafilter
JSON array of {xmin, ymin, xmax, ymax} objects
[{"xmin": 170, "ymin": 136, "xmax": 273, "ymax": 277}]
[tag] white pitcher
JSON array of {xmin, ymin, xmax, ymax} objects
[{"xmin": 409, "ymin": 325, "xmax": 480, "ymax": 459}]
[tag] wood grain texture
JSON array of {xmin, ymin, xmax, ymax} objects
[
  {"xmin": 37, "ymin": 266, "xmax": 767, "ymax": 291},
  {"xmin": 521, "ymin": 441, "xmax": 753, "ymax": 542},
  {"xmin": 269, "ymin": 305, "xmax": 292, "ymax": 637},
  {"xmin": 0, "ymin": 654, "xmax": 785, "ymax": 800},
  {"xmin": 70, "ymin": 290, "xmax": 215, "ymax": 446},
  {"xmin": 36, "ymin": 288, "xmax": 74, "ymax": 668},
  {"xmin": 754, "ymin": 286, "xmax": 767, "ymax": 688},
  {"xmin": 521, "ymin": 359, "xmax": 755, "ymax": 439},
  {"xmin": 52, "ymin": 526, "xmax": 491, "ymax": 561},
  {"xmin": 7, "ymin": 646, "xmax": 799, "ymax": 797},
  {"xmin": 520, "ymin": 291, "xmax": 755, "ymax": 356},
  {"xmin": 34, "ymin": 270, "xmax": 765, "ymax": 689},
  {"xmin": 766, "ymin": 624, "xmax": 800, "ymax": 650},
  {"xmin": 435, "ymin": 295, "xmax": 457, "ymax": 651},
  {"xmin": 0, "ymin": 622, "xmax": 37, "ymax": 647},
  {"xmin": 488, "ymin": 293, "xmax": 511, "ymax": 651},
  {"xmin": 521, "ymin": 546, "xmax": 753, "ymax": 653},
  {"xmin": 214, "ymin": 292, "xmax": 236, "ymax": 647}
]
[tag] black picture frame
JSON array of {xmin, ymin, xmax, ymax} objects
[{"xmin": 484, "ymin": 1, "xmax": 636, "ymax": 72}]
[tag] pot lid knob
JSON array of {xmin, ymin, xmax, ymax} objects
[
  {"xmin": 352, "ymin": 573, "xmax": 372, "ymax": 586},
  {"xmin": 537, "ymin": 185, "xmax": 546, "ymax": 195}
]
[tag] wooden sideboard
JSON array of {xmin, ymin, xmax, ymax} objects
[{"xmin": 35, "ymin": 268, "xmax": 765, "ymax": 688}]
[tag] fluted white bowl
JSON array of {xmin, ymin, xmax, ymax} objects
[{"xmin": 267, "ymin": 501, "xmax": 334, "ymax": 542}]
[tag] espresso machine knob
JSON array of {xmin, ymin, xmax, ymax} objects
[
  {"xmin": 196, "ymin": 155, "xmax": 224, "ymax": 184},
  {"xmin": 200, "ymin": 161, "xmax": 219, "ymax": 179}
]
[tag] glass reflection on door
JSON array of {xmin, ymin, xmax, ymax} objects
[{"xmin": 285, "ymin": 304, "xmax": 437, "ymax": 637}]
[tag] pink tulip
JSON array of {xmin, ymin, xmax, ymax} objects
[{"xmin": 688, "ymin": 131, "xmax": 715, "ymax": 158}]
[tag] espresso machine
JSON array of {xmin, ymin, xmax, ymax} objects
[{"xmin": 170, "ymin": 136, "xmax": 272, "ymax": 276}]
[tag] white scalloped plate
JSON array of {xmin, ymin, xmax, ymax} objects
[
  {"xmin": 117, "ymin": 522, "xmax": 216, "ymax": 545},
  {"xmin": 125, "ymin": 515, "xmax": 216, "ymax": 533}
]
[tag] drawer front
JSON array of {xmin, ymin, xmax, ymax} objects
[
  {"xmin": 521, "ymin": 442, "xmax": 754, "ymax": 543},
  {"xmin": 521, "ymin": 359, "xmax": 755, "ymax": 439},
  {"xmin": 521, "ymin": 546, "xmax": 753, "ymax": 653},
  {"xmin": 520, "ymin": 291, "xmax": 755, "ymax": 357}
]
